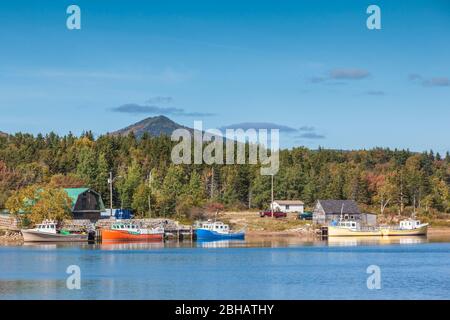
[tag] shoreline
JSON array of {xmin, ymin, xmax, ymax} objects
[
  {"xmin": 2, "ymin": 225, "xmax": 450, "ymax": 245},
  {"xmin": 428, "ymin": 227, "xmax": 450, "ymax": 236},
  {"xmin": 247, "ymin": 226, "xmax": 450, "ymax": 237}
]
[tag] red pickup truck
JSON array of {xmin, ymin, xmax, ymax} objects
[{"xmin": 259, "ymin": 211, "xmax": 287, "ymax": 218}]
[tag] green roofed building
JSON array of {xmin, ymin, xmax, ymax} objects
[{"xmin": 64, "ymin": 188, "xmax": 105, "ymax": 221}]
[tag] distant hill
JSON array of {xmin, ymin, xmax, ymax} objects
[
  {"xmin": 0, "ymin": 131, "xmax": 8, "ymax": 138},
  {"xmin": 110, "ymin": 115, "xmax": 192, "ymax": 138}
]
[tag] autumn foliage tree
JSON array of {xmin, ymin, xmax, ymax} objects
[
  {"xmin": 5, "ymin": 185, "xmax": 72, "ymax": 225},
  {"xmin": 49, "ymin": 173, "xmax": 86, "ymax": 188}
]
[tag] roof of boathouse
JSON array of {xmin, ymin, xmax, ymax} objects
[
  {"xmin": 63, "ymin": 188, "xmax": 105, "ymax": 211},
  {"xmin": 316, "ymin": 200, "xmax": 361, "ymax": 215}
]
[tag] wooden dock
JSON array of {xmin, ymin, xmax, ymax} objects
[
  {"xmin": 317, "ymin": 226, "xmax": 328, "ymax": 238},
  {"xmin": 164, "ymin": 226, "xmax": 194, "ymax": 241},
  {"xmin": 0, "ymin": 215, "xmax": 194, "ymax": 242}
]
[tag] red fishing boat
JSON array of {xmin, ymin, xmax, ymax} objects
[{"xmin": 101, "ymin": 222, "xmax": 164, "ymax": 242}]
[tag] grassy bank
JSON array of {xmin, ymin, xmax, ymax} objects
[{"xmin": 217, "ymin": 211, "xmax": 312, "ymax": 233}]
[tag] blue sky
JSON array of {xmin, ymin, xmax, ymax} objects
[{"xmin": 0, "ymin": 0, "xmax": 449, "ymax": 153}]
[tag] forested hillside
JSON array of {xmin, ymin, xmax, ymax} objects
[{"xmin": 1, "ymin": 131, "xmax": 449, "ymax": 218}]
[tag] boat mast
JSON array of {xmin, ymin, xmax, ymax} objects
[{"xmin": 108, "ymin": 171, "xmax": 113, "ymax": 217}]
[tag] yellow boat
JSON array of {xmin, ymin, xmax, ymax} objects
[
  {"xmin": 380, "ymin": 219, "xmax": 428, "ymax": 236},
  {"xmin": 327, "ymin": 220, "xmax": 382, "ymax": 237},
  {"xmin": 327, "ymin": 219, "xmax": 428, "ymax": 237}
]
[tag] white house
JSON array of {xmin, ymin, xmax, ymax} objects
[{"xmin": 271, "ymin": 200, "xmax": 304, "ymax": 213}]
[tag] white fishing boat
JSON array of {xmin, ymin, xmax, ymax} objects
[{"xmin": 21, "ymin": 220, "xmax": 88, "ymax": 242}]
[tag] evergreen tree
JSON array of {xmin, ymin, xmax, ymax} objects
[
  {"xmin": 157, "ymin": 165, "xmax": 185, "ymax": 216},
  {"xmin": 95, "ymin": 153, "xmax": 110, "ymax": 202},
  {"xmin": 76, "ymin": 147, "xmax": 97, "ymax": 187},
  {"xmin": 116, "ymin": 160, "xmax": 142, "ymax": 209}
]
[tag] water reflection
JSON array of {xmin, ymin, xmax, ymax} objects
[
  {"xmin": 196, "ymin": 240, "xmax": 242, "ymax": 248},
  {"xmin": 327, "ymin": 235, "xmax": 427, "ymax": 246},
  {"xmin": 99, "ymin": 241, "xmax": 164, "ymax": 250},
  {"xmin": 8, "ymin": 233, "xmax": 447, "ymax": 250},
  {"xmin": 22, "ymin": 243, "xmax": 59, "ymax": 250}
]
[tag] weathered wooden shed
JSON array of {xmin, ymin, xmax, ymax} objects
[
  {"xmin": 64, "ymin": 188, "xmax": 105, "ymax": 221},
  {"xmin": 312, "ymin": 199, "xmax": 361, "ymax": 224}
]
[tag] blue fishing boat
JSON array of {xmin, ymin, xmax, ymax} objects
[{"xmin": 195, "ymin": 221, "xmax": 245, "ymax": 240}]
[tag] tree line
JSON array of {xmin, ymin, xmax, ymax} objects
[{"xmin": 1, "ymin": 131, "xmax": 449, "ymax": 219}]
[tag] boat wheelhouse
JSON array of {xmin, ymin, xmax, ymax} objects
[
  {"xmin": 198, "ymin": 221, "xmax": 230, "ymax": 234},
  {"xmin": 399, "ymin": 219, "xmax": 424, "ymax": 230},
  {"xmin": 34, "ymin": 220, "xmax": 58, "ymax": 234}
]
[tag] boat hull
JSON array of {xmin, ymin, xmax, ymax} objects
[
  {"xmin": 328, "ymin": 224, "xmax": 428, "ymax": 237},
  {"xmin": 21, "ymin": 230, "xmax": 88, "ymax": 242},
  {"xmin": 101, "ymin": 229, "xmax": 164, "ymax": 242},
  {"xmin": 381, "ymin": 224, "xmax": 428, "ymax": 236},
  {"xmin": 327, "ymin": 227, "xmax": 382, "ymax": 237},
  {"xmin": 195, "ymin": 228, "xmax": 245, "ymax": 240}
]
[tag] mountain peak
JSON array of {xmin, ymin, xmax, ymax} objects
[{"xmin": 111, "ymin": 115, "xmax": 190, "ymax": 138}]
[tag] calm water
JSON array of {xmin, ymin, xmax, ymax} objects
[{"xmin": 1, "ymin": 236, "xmax": 450, "ymax": 300}]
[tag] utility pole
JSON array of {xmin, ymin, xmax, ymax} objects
[
  {"xmin": 271, "ymin": 174, "xmax": 274, "ymax": 218},
  {"xmin": 108, "ymin": 171, "xmax": 113, "ymax": 217},
  {"xmin": 108, "ymin": 172, "xmax": 122, "ymax": 217}
]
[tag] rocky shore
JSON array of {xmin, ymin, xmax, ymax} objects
[{"xmin": 0, "ymin": 230, "xmax": 23, "ymax": 243}]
